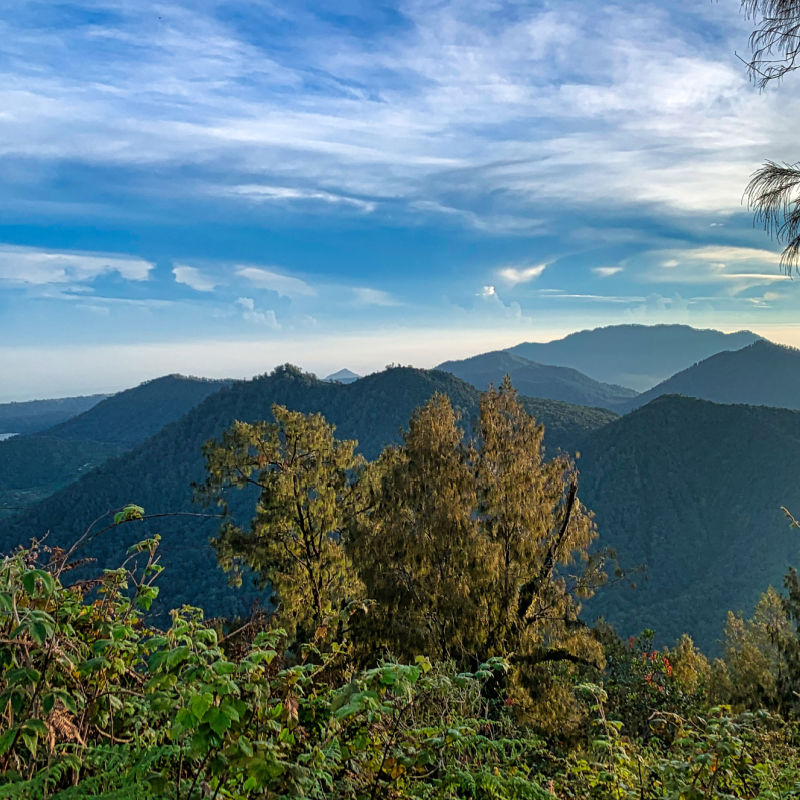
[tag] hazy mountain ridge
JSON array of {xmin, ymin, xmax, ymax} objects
[
  {"xmin": 508, "ymin": 324, "xmax": 760, "ymax": 391},
  {"xmin": 623, "ymin": 339, "xmax": 800, "ymax": 411},
  {"xmin": 0, "ymin": 374, "xmax": 230, "ymax": 519},
  {"xmin": 437, "ymin": 350, "xmax": 638, "ymax": 410},
  {"xmin": 0, "ymin": 393, "xmax": 108, "ymax": 434}
]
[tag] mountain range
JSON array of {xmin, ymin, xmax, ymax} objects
[
  {"xmin": 0, "ymin": 393, "xmax": 108, "ymax": 435},
  {"xmin": 436, "ymin": 350, "xmax": 637, "ymax": 410},
  {"xmin": 579, "ymin": 395, "xmax": 800, "ymax": 649},
  {"xmin": 2, "ymin": 324, "xmax": 800, "ymax": 651},
  {"xmin": 0, "ymin": 375, "xmax": 228, "ymax": 518},
  {"xmin": 508, "ymin": 324, "xmax": 759, "ymax": 391},
  {"xmin": 624, "ymin": 339, "xmax": 800, "ymax": 411}
]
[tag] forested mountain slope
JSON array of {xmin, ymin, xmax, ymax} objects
[
  {"xmin": 0, "ymin": 365, "xmax": 615, "ymax": 618},
  {"xmin": 579, "ymin": 395, "xmax": 800, "ymax": 650},
  {"xmin": 437, "ymin": 350, "xmax": 637, "ymax": 410},
  {"xmin": 508, "ymin": 324, "xmax": 759, "ymax": 391},
  {"xmin": 0, "ymin": 374, "xmax": 229, "ymax": 517},
  {"xmin": 624, "ymin": 340, "xmax": 800, "ymax": 411},
  {"xmin": 45, "ymin": 373, "xmax": 230, "ymax": 445},
  {"xmin": 0, "ymin": 393, "xmax": 107, "ymax": 434}
]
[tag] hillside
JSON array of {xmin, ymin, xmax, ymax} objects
[
  {"xmin": 624, "ymin": 339, "xmax": 800, "ymax": 411},
  {"xmin": 46, "ymin": 373, "xmax": 230, "ymax": 445},
  {"xmin": 437, "ymin": 350, "xmax": 637, "ymax": 410},
  {"xmin": 509, "ymin": 324, "xmax": 759, "ymax": 391},
  {"xmin": 0, "ymin": 374, "xmax": 229, "ymax": 518},
  {"xmin": 579, "ymin": 395, "xmax": 800, "ymax": 650},
  {"xmin": 0, "ymin": 393, "xmax": 107, "ymax": 434},
  {"xmin": 0, "ymin": 365, "xmax": 615, "ymax": 619}
]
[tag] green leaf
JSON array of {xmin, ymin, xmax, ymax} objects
[
  {"xmin": 190, "ymin": 692, "xmax": 213, "ymax": 720},
  {"xmin": 0, "ymin": 727, "xmax": 17, "ymax": 756},
  {"xmin": 114, "ymin": 504, "xmax": 145, "ymax": 525},
  {"xmin": 21, "ymin": 732, "xmax": 37, "ymax": 759},
  {"xmin": 204, "ymin": 707, "xmax": 230, "ymax": 736},
  {"xmin": 166, "ymin": 645, "xmax": 191, "ymax": 669}
]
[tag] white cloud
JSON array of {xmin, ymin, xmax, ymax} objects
[
  {"xmin": 498, "ymin": 263, "xmax": 547, "ymax": 285},
  {"xmin": 352, "ymin": 287, "xmax": 399, "ymax": 306},
  {"xmin": 0, "ymin": 0, "xmax": 789, "ymax": 223},
  {"xmin": 593, "ymin": 266, "xmax": 624, "ymax": 277},
  {"xmin": 236, "ymin": 297, "xmax": 279, "ymax": 328},
  {"xmin": 225, "ymin": 184, "xmax": 375, "ymax": 213},
  {"xmin": 236, "ymin": 266, "xmax": 317, "ymax": 298},
  {"xmin": 0, "ymin": 245, "xmax": 153, "ymax": 285},
  {"xmin": 172, "ymin": 264, "xmax": 217, "ymax": 292},
  {"xmin": 478, "ymin": 285, "xmax": 496, "ymax": 298}
]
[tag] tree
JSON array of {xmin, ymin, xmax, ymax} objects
[
  {"xmin": 348, "ymin": 394, "xmax": 486, "ymax": 661},
  {"xmin": 198, "ymin": 405, "xmax": 366, "ymax": 643},
  {"xmin": 742, "ymin": 1, "xmax": 800, "ymax": 268},
  {"xmin": 476, "ymin": 377, "xmax": 604, "ymax": 673},
  {"xmin": 350, "ymin": 382, "xmax": 606, "ymax": 725}
]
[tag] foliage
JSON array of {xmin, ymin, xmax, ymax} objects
[
  {"xmin": 558, "ymin": 683, "xmax": 800, "ymax": 799},
  {"xmin": 5, "ymin": 529, "xmax": 800, "ymax": 800},
  {"xmin": 740, "ymin": 0, "xmax": 800, "ymax": 268},
  {"xmin": 350, "ymin": 383, "xmax": 606, "ymax": 729},
  {"xmin": 0, "ymin": 537, "xmax": 557, "ymax": 800},
  {"xmin": 199, "ymin": 406, "xmax": 367, "ymax": 642},
  {"xmin": 598, "ymin": 628, "xmax": 709, "ymax": 740}
]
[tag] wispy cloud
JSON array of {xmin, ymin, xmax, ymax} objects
[
  {"xmin": 172, "ymin": 264, "xmax": 217, "ymax": 291},
  {"xmin": 498, "ymin": 264, "xmax": 547, "ymax": 285},
  {"xmin": 0, "ymin": 244, "xmax": 153, "ymax": 285},
  {"xmin": 352, "ymin": 287, "xmax": 399, "ymax": 306},
  {"xmin": 236, "ymin": 297, "xmax": 279, "ymax": 328},
  {"xmin": 593, "ymin": 266, "xmax": 624, "ymax": 277},
  {"xmin": 224, "ymin": 184, "xmax": 375, "ymax": 213},
  {"xmin": 236, "ymin": 266, "xmax": 317, "ymax": 298}
]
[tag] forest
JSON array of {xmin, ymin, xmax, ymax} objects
[{"xmin": 3, "ymin": 379, "xmax": 800, "ymax": 799}]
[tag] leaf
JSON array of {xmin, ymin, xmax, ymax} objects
[
  {"xmin": 114, "ymin": 504, "xmax": 145, "ymax": 525},
  {"xmin": 204, "ymin": 707, "xmax": 230, "ymax": 736},
  {"xmin": 190, "ymin": 693, "xmax": 213, "ymax": 720},
  {"xmin": 0, "ymin": 727, "xmax": 17, "ymax": 756}
]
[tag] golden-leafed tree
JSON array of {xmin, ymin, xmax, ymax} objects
[
  {"xmin": 348, "ymin": 393, "xmax": 486, "ymax": 661},
  {"xmin": 198, "ymin": 405, "xmax": 366, "ymax": 644}
]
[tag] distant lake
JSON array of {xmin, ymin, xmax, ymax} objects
[{"xmin": 0, "ymin": 433, "xmax": 17, "ymax": 441}]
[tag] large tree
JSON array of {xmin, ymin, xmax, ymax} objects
[
  {"xmin": 198, "ymin": 405, "xmax": 366, "ymax": 643},
  {"xmin": 350, "ymin": 382, "xmax": 606, "ymax": 722},
  {"xmin": 742, "ymin": 1, "xmax": 800, "ymax": 268}
]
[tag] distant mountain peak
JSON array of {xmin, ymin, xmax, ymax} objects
[
  {"xmin": 324, "ymin": 368, "xmax": 361, "ymax": 384},
  {"xmin": 507, "ymin": 324, "xmax": 762, "ymax": 391},
  {"xmin": 623, "ymin": 338, "xmax": 800, "ymax": 412}
]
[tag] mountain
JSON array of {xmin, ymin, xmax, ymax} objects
[
  {"xmin": 508, "ymin": 324, "xmax": 760, "ymax": 391},
  {"xmin": 624, "ymin": 340, "xmax": 800, "ymax": 412},
  {"xmin": 579, "ymin": 395, "xmax": 800, "ymax": 650},
  {"xmin": 0, "ymin": 393, "xmax": 108, "ymax": 435},
  {"xmin": 0, "ymin": 374, "xmax": 229, "ymax": 518},
  {"xmin": 0, "ymin": 365, "xmax": 615, "ymax": 619},
  {"xmin": 437, "ymin": 350, "xmax": 637, "ymax": 410},
  {"xmin": 324, "ymin": 368, "xmax": 361, "ymax": 384},
  {"xmin": 44, "ymin": 374, "xmax": 230, "ymax": 446}
]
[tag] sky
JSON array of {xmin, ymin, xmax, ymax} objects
[{"xmin": 1, "ymin": 0, "xmax": 799, "ymax": 400}]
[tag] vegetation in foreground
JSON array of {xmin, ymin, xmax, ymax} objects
[{"xmin": 3, "ymin": 380, "xmax": 800, "ymax": 798}]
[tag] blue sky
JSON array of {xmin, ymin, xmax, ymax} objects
[{"xmin": 1, "ymin": 0, "xmax": 798, "ymax": 400}]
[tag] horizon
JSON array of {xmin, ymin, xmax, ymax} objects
[
  {"xmin": 0, "ymin": 320, "xmax": 793, "ymax": 403},
  {"xmin": 3, "ymin": 1, "xmax": 800, "ymax": 400}
]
